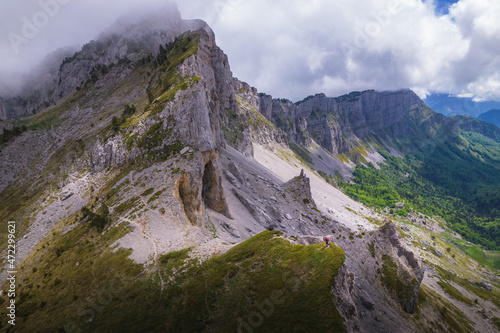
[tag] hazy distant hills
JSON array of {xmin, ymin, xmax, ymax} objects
[
  {"xmin": 424, "ymin": 93, "xmax": 500, "ymax": 118},
  {"xmin": 478, "ymin": 109, "xmax": 500, "ymax": 128}
]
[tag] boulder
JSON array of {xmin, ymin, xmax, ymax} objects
[
  {"xmin": 217, "ymin": 219, "xmax": 240, "ymax": 238},
  {"xmin": 475, "ymin": 282, "xmax": 492, "ymax": 292},
  {"xmin": 359, "ymin": 291, "xmax": 375, "ymax": 310},
  {"xmin": 227, "ymin": 161, "xmax": 243, "ymax": 183},
  {"xmin": 60, "ymin": 190, "xmax": 74, "ymax": 201},
  {"xmin": 224, "ymin": 170, "xmax": 240, "ymax": 189}
]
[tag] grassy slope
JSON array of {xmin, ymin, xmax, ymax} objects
[
  {"xmin": 416, "ymin": 284, "xmax": 475, "ymax": 333},
  {"xmin": 0, "ymin": 230, "xmax": 346, "ymax": 332},
  {"xmin": 161, "ymin": 230, "xmax": 346, "ymax": 332},
  {"xmin": 341, "ymin": 138, "xmax": 500, "ymax": 250}
]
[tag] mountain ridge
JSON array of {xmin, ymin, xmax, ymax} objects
[
  {"xmin": 478, "ymin": 109, "xmax": 500, "ymax": 129},
  {"xmin": 0, "ymin": 3, "xmax": 213, "ymax": 121},
  {"xmin": 252, "ymin": 86, "xmax": 500, "ymax": 249},
  {"xmin": 424, "ymin": 93, "xmax": 500, "ymax": 118}
]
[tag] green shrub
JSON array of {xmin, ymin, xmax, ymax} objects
[{"xmin": 140, "ymin": 188, "xmax": 155, "ymax": 196}]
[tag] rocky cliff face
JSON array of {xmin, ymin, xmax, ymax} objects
[
  {"xmin": 330, "ymin": 221, "xmax": 426, "ymax": 333},
  {"xmin": 0, "ymin": 3, "xmax": 244, "ymax": 261},
  {"xmin": 0, "ymin": 4, "xmax": 214, "ymax": 121},
  {"xmin": 376, "ymin": 223, "xmax": 425, "ymax": 314},
  {"xmin": 260, "ymin": 89, "xmax": 424, "ymax": 154},
  {"xmin": 223, "ymin": 79, "xmax": 287, "ymax": 150}
]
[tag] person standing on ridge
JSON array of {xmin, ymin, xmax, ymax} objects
[{"xmin": 325, "ymin": 237, "xmax": 329, "ymax": 247}]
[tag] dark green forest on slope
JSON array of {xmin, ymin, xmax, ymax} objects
[{"xmin": 341, "ymin": 133, "xmax": 500, "ymax": 250}]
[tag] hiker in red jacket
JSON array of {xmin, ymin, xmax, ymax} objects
[{"xmin": 325, "ymin": 237, "xmax": 329, "ymax": 247}]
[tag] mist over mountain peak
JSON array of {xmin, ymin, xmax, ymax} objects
[
  {"xmin": 99, "ymin": 1, "xmax": 182, "ymax": 40},
  {"xmin": 0, "ymin": 2, "xmax": 214, "ymax": 121}
]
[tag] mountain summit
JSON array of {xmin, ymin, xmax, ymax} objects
[{"xmin": 0, "ymin": 2, "xmax": 212, "ymax": 121}]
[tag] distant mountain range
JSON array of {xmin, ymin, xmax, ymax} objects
[
  {"xmin": 424, "ymin": 93, "xmax": 500, "ymax": 118},
  {"xmin": 478, "ymin": 109, "xmax": 500, "ymax": 128}
]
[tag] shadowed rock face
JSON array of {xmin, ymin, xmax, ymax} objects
[
  {"xmin": 175, "ymin": 152, "xmax": 230, "ymax": 228},
  {"xmin": 175, "ymin": 147, "xmax": 231, "ymax": 227},
  {"xmin": 202, "ymin": 150, "xmax": 230, "ymax": 217},
  {"xmin": 177, "ymin": 172, "xmax": 202, "ymax": 226},
  {"xmin": 175, "ymin": 152, "xmax": 229, "ymax": 228},
  {"xmin": 232, "ymin": 80, "xmax": 287, "ymax": 148},
  {"xmin": 169, "ymin": 29, "xmax": 237, "ymax": 225}
]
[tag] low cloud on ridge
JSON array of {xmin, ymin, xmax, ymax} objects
[{"xmin": 1, "ymin": 0, "xmax": 499, "ymax": 102}]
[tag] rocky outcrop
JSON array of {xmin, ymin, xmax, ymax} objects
[
  {"xmin": 175, "ymin": 150, "xmax": 230, "ymax": 227},
  {"xmin": 227, "ymin": 161, "xmax": 243, "ymax": 183},
  {"xmin": 232, "ymin": 189, "xmax": 276, "ymax": 230},
  {"xmin": 90, "ymin": 136, "xmax": 128, "ymax": 173},
  {"xmin": 176, "ymin": 172, "xmax": 203, "ymax": 226},
  {"xmin": 281, "ymin": 169, "xmax": 316, "ymax": 208},
  {"xmin": 148, "ymin": 21, "xmax": 245, "ymax": 227},
  {"xmin": 232, "ymin": 79, "xmax": 287, "ymax": 148},
  {"xmin": 475, "ymin": 281, "xmax": 493, "ymax": 292},
  {"xmin": 328, "ymin": 220, "xmax": 426, "ymax": 332},
  {"xmin": 201, "ymin": 150, "xmax": 230, "ymax": 217},
  {"xmin": 161, "ymin": 24, "xmax": 251, "ymax": 228},
  {"xmin": 376, "ymin": 222, "xmax": 425, "ymax": 314},
  {"xmin": 171, "ymin": 28, "xmax": 254, "ymax": 158},
  {"xmin": 333, "ymin": 266, "xmax": 363, "ymax": 333}
]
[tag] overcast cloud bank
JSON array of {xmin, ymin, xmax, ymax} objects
[{"xmin": 1, "ymin": 0, "xmax": 499, "ymax": 102}]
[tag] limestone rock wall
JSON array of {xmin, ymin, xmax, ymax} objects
[
  {"xmin": 90, "ymin": 135, "xmax": 128, "ymax": 173},
  {"xmin": 260, "ymin": 90, "xmax": 424, "ymax": 155}
]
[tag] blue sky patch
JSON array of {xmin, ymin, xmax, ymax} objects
[{"xmin": 433, "ymin": 0, "xmax": 460, "ymax": 15}]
